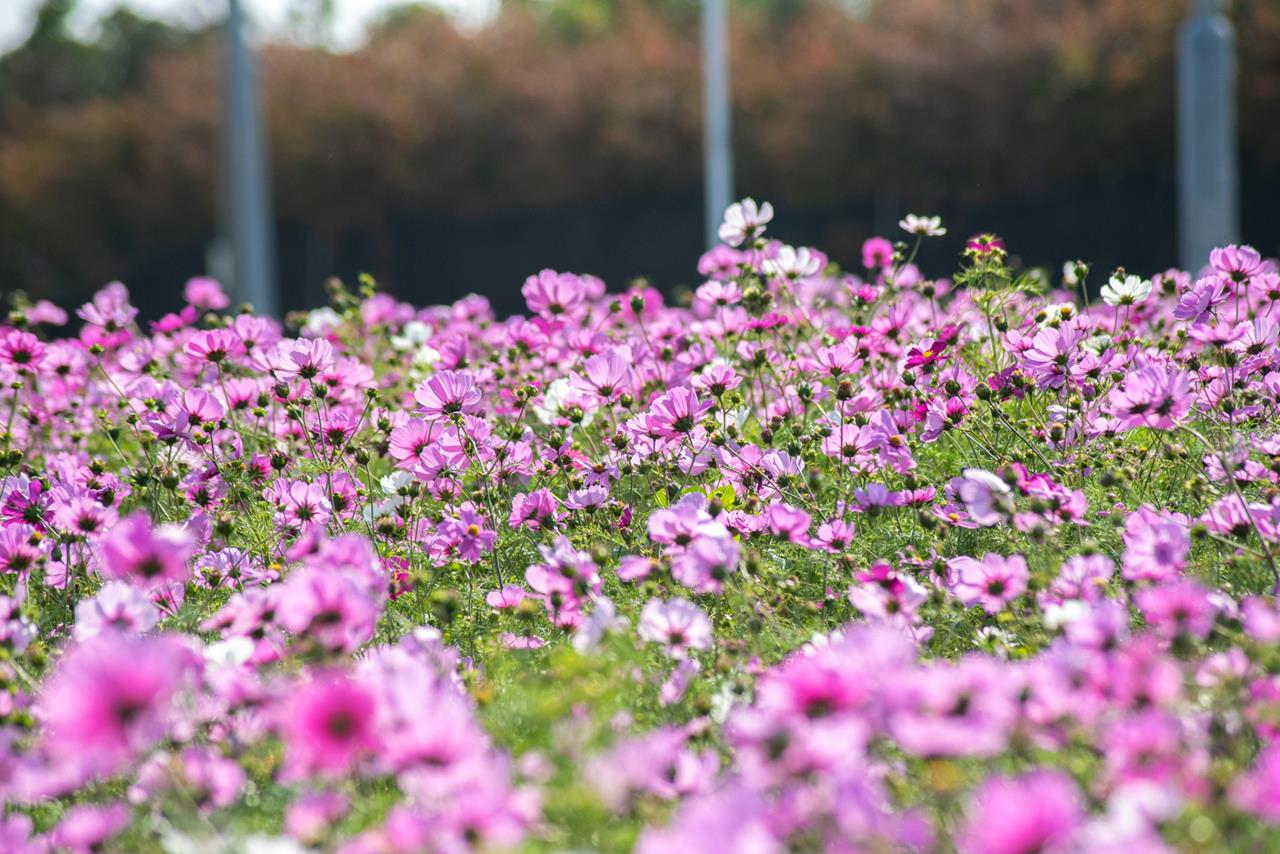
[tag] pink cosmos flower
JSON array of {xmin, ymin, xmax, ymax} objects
[
  {"xmin": 1242, "ymin": 595, "xmax": 1280, "ymax": 643},
  {"xmin": 49, "ymin": 802, "xmax": 131, "ymax": 854},
  {"xmin": 40, "ymin": 633, "xmax": 192, "ymax": 776},
  {"xmin": 694, "ymin": 278, "xmax": 743, "ymax": 309},
  {"xmin": 861, "ymin": 236, "xmax": 894, "ymax": 270},
  {"xmin": 691, "ymin": 362, "xmax": 741, "ymax": 397},
  {"xmin": 183, "ymin": 276, "xmax": 230, "ymax": 310},
  {"xmin": 1210, "ymin": 244, "xmax": 1263, "ymax": 283},
  {"xmin": 435, "ymin": 505, "xmax": 497, "ymax": 562},
  {"xmin": 486, "ymin": 585, "xmax": 526, "ymax": 609},
  {"xmin": 959, "ymin": 771, "xmax": 1082, "ymax": 854},
  {"xmin": 522, "ymin": 269, "xmax": 589, "ymax": 317},
  {"xmin": 1107, "ymin": 365, "xmax": 1193, "ymax": 431},
  {"xmin": 1231, "ymin": 743, "xmax": 1280, "ymax": 822},
  {"xmin": 952, "ymin": 468, "xmax": 1014, "ymax": 527},
  {"xmin": 179, "ymin": 388, "xmax": 226, "ymax": 427},
  {"xmin": 1020, "ymin": 324, "xmax": 1084, "ymax": 389},
  {"xmin": 1122, "ymin": 506, "xmax": 1190, "ymax": 582},
  {"xmin": 889, "ymin": 657, "xmax": 1016, "ymax": 757},
  {"xmin": 76, "ymin": 281, "xmax": 138, "ymax": 333},
  {"xmin": 638, "ymin": 597, "xmax": 713, "ymax": 659},
  {"xmin": 645, "ymin": 387, "xmax": 712, "ymax": 438},
  {"xmin": 183, "ymin": 329, "xmax": 243, "ymax": 364},
  {"xmin": 98, "ymin": 511, "xmax": 195, "ymax": 588},
  {"xmin": 0, "ymin": 523, "xmax": 41, "ymax": 575},
  {"xmin": 1174, "ymin": 275, "xmax": 1230, "ymax": 324},
  {"xmin": 387, "ymin": 418, "xmax": 441, "ymax": 469},
  {"xmin": 1042, "ymin": 553, "xmax": 1114, "ymax": 605},
  {"xmin": 570, "ymin": 349, "xmax": 632, "ymax": 402},
  {"xmin": 268, "ymin": 480, "xmax": 333, "ymax": 531},
  {"xmin": 0, "ymin": 330, "xmax": 46, "ymax": 371},
  {"xmin": 1135, "ymin": 578, "xmax": 1219, "ymax": 640},
  {"xmin": 286, "ymin": 791, "xmax": 350, "ymax": 844},
  {"xmin": 280, "ymin": 672, "xmax": 379, "ymax": 779},
  {"xmin": 509, "ymin": 488, "xmax": 564, "ymax": 531},
  {"xmin": 415, "ymin": 369, "xmax": 483, "ymax": 420},
  {"xmin": 278, "ymin": 564, "xmax": 379, "ymax": 654},
  {"xmin": 276, "ymin": 338, "xmax": 336, "ymax": 381},
  {"xmin": 671, "ymin": 531, "xmax": 740, "ymax": 593},
  {"xmin": 767, "ymin": 503, "xmax": 812, "ymax": 544},
  {"xmin": 951, "ymin": 553, "xmax": 1028, "ymax": 613},
  {"xmin": 74, "ymin": 581, "xmax": 160, "ymax": 640},
  {"xmin": 28, "ymin": 299, "xmax": 68, "ymax": 325}
]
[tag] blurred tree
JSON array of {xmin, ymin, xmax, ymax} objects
[
  {"xmin": 286, "ymin": 0, "xmax": 338, "ymax": 45},
  {"xmin": 0, "ymin": 0, "xmax": 201, "ymax": 121},
  {"xmin": 367, "ymin": 3, "xmax": 448, "ymax": 38},
  {"xmin": 0, "ymin": 0, "xmax": 1277, "ymax": 311}
]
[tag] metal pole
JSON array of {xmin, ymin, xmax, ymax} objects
[
  {"xmin": 1177, "ymin": 0, "xmax": 1238, "ymax": 272},
  {"xmin": 701, "ymin": 0, "xmax": 733, "ymax": 250},
  {"xmin": 224, "ymin": 0, "xmax": 278, "ymax": 316}
]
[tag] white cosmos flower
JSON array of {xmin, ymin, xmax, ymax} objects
[
  {"xmin": 1039, "ymin": 303, "xmax": 1077, "ymax": 326},
  {"xmin": 380, "ymin": 470, "xmax": 413, "ymax": 494},
  {"xmin": 411, "ymin": 344, "xmax": 441, "ymax": 367},
  {"xmin": 898, "ymin": 214, "xmax": 946, "ymax": 236},
  {"xmin": 961, "ymin": 467, "xmax": 1012, "ymax": 494},
  {"xmin": 727, "ymin": 406, "xmax": 752, "ymax": 431},
  {"xmin": 763, "ymin": 245, "xmax": 822, "ymax": 279},
  {"xmin": 1101, "ymin": 273, "xmax": 1153, "ymax": 307},
  {"xmin": 390, "ymin": 319, "xmax": 433, "ymax": 351},
  {"xmin": 1081, "ymin": 333, "xmax": 1112, "ymax": 356},
  {"xmin": 1044, "ymin": 599, "xmax": 1090, "ymax": 630},
  {"xmin": 203, "ymin": 637, "xmax": 255, "ymax": 667},
  {"xmin": 301, "ymin": 306, "xmax": 341, "ymax": 337},
  {"xmin": 718, "ymin": 198, "xmax": 774, "ymax": 247},
  {"xmin": 534, "ymin": 377, "xmax": 594, "ymax": 429}
]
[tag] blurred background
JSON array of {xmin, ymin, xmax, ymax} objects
[{"xmin": 1, "ymin": 0, "xmax": 1278, "ymax": 318}]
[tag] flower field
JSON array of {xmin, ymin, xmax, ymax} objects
[{"xmin": 1, "ymin": 201, "xmax": 1279, "ymax": 852}]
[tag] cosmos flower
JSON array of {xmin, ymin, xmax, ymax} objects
[
  {"xmin": 280, "ymin": 672, "xmax": 379, "ymax": 779},
  {"xmin": 959, "ymin": 771, "xmax": 1082, "ymax": 854},
  {"xmin": 899, "ymin": 214, "xmax": 946, "ymax": 236},
  {"xmin": 638, "ymin": 598, "xmax": 713, "ymax": 659},
  {"xmin": 1100, "ymin": 273, "xmax": 1152, "ymax": 307},
  {"xmin": 98, "ymin": 512, "xmax": 195, "ymax": 588},
  {"xmin": 951, "ymin": 553, "xmax": 1029, "ymax": 613},
  {"xmin": 414, "ymin": 370, "xmax": 483, "ymax": 420},
  {"xmin": 40, "ymin": 633, "xmax": 193, "ymax": 777},
  {"xmin": 717, "ymin": 198, "xmax": 774, "ymax": 246}
]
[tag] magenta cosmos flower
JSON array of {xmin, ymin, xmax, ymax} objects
[
  {"xmin": 959, "ymin": 770, "xmax": 1083, "ymax": 854},
  {"xmin": 183, "ymin": 276, "xmax": 230, "ymax": 310},
  {"xmin": 40, "ymin": 633, "xmax": 193, "ymax": 777},
  {"xmin": 1231, "ymin": 743, "xmax": 1280, "ymax": 822},
  {"xmin": 280, "ymin": 671, "xmax": 379, "ymax": 779},
  {"xmin": 98, "ymin": 511, "xmax": 195, "ymax": 589},
  {"xmin": 0, "ymin": 330, "xmax": 46, "ymax": 371}
]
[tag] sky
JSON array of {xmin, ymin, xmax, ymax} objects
[{"xmin": 0, "ymin": 0, "xmax": 496, "ymax": 54}]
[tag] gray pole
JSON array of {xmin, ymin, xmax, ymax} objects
[
  {"xmin": 223, "ymin": 0, "xmax": 278, "ymax": 316},
  {"xmin": 701, "ymin": 0, "xmax": 733, "ymax": 250},
  {"xmin": 1177, "ymin": 0, "xmax": 1238, "ymax": 272}
]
